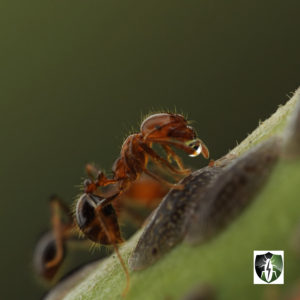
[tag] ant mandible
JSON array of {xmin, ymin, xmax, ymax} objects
[{"xmin": 40, "ymin": 113, "xmax": 209, "ymax": 297}]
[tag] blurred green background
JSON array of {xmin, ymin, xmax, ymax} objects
[{"xmin": 1, "ymin": 0, "xmax": 300, "ymax": 299}]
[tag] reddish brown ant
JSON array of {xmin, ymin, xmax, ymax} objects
[
  {"xmin": 35, "ymin": 113, "xmax": 209, "ymax": 297},
  {"xmin": 76, "ymin": 113, "xmax": 209, "ymax": 295}
]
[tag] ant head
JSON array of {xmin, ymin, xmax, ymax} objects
[
  {"xmin": 141, "ymin": 113, "xmax": 191, "ymax": 139},
  {"xmin": 33, "ymin": 231, "xmax": 65, "ymax": 281},
  {"xmin": 75, "ymin": 194, "xmax": 123, "ymax": 245}
]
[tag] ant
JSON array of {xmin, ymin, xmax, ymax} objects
[
  {"xmin": 34, "ymin": 113, "xmax": 209, "ymax": 297},
  {"xmin": 33, "ymin": 195, "xmax": 77, "ymax": 281},
  {"xmin": 34, "ymin": 177, "xmax": 166, "ymax": 282}
]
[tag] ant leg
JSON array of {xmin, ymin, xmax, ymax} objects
[
  {"xmin": 148, "ymin": 138, "xmax": 210, "ymax": 159},
  {"xmin": 84, "ymin": 172, "xmax": 118, "ymax": 194},
  {"xmin": 95, "ymin": 206, "xmax": 130, "ymax": 297},
  {"xmin": 139, "ymin": 142, "xmax": 190, "ymax": 175},
  {"xmin": 144, "ymin": 169, "xmax": 184, "ymax": 189},
  {"xmin": 45, "ymin": 196, "xmax": 73, "ymax": 269},
  {"xmin": 97, "ymin": 173, "xmax": 118, "ymax": 186},
  {"xmin": 161, "ymin": 144, "xmax": 191, "ymax": 173},
  {"xmin": 162, "ymin": 144, "xmax": 181, "ymax": 165},
  {"xmin": 85, "ymin": 164, "xmax": 118, "ymax": 186}
]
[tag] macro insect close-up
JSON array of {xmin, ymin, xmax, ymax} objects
[
  {"xmin": 2, "ymin": 2, "xmax": 300, "ymax": 300},
  {"xmin": 34, "ymin": 113, "xmax": 210, "ymax": 296}
]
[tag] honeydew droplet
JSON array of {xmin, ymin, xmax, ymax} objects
[{"xmin": 189, "ymin": 143, "xmax": 202, "ymax": 157}]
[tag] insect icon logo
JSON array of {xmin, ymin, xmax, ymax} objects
[{"xmin": 253, "ymin": 251, "xmax": 284, "ymax": 284}]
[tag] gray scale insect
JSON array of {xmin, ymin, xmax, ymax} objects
[
  {"xmin": 186, "ymin": 137, "xmax": 280, "ymax": 244},
  {"xmin": 129, "ymin": 166, "xmax": 224, "ymax": 270},
  {"xmin": 129, "ymin": 137, "xmax": 281, "ymax": 270}
]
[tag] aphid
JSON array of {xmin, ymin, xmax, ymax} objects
[
  {"xmin": 186, "ymin": 137, "xmax": 280, "ymax": 244},
  {"xmin": 129, "ymin": 165, "xmax": 223, "ymax": 271},
  {"xmin": 129, "ymin": 137, "xmax": 280, "ymax": 270},
  {"xmin": 75, "ymin": 113, "xmax": 209, "ymax": 295}
]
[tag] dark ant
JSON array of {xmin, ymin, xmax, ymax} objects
[
  {"xmin": 34, "ymin": 113, "xmax": 209, "ymax": 297},
  {"xmin": 34, "ymin": 177, "xmax": 166, "ymax": 281},
  {"xmin": 33, "ymin": 195, "xmax": 76, "ymax": 281}
]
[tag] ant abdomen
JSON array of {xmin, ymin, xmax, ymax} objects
[
  {"xmin": 33, "ymin": 231, "xmax": 65, "ymax": 281},
  {"xmin": 75, "ymin": 194, "xmax": 123, "ymax": 245}
]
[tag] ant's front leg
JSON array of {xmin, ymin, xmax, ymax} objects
[
  {"xmin": 148, "ymin": 137, "xmax": 210, "ymax": 159},
  {"xmin": 161, "ymin": 144, "xmax": 191, "ymax": 174},
  {"xmin": 143, "ymin": 169, "xmax": 184, "ymax": 190},
  {"xmin": 84, "ymin": 170, "xmax": 118, "ymax": 195},
  {"xmin": 139, "ymin": 142, "xmax": 190, "ymax": 176}
]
